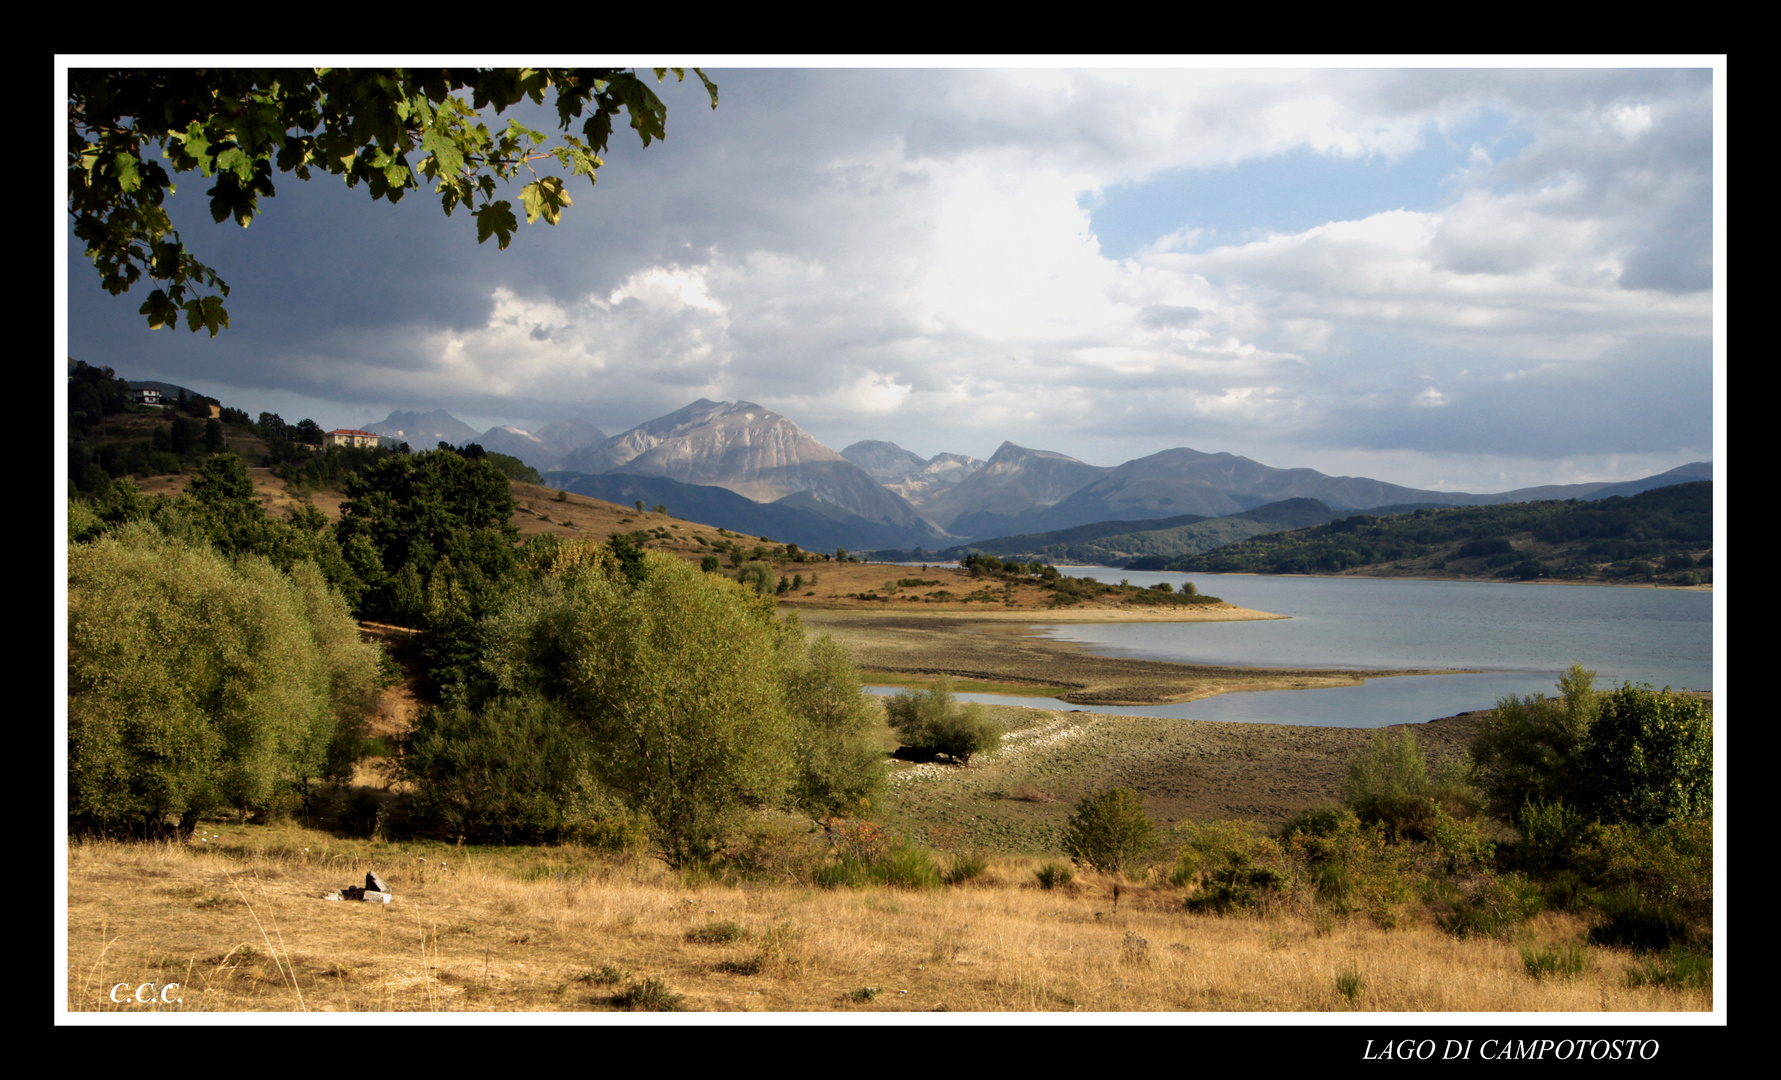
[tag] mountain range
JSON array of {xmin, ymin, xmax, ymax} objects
[{"xmin": 359, "ymin": 402, "xmax": 1714, "ymax": 558}]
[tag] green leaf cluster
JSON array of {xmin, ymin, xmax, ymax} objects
[
  {"xmin": 1060, "ymin": 786, "xmax": 1156, "ymax": 875},
  {"xmin": 464, "ymin": 553, "xmax": 884, "ymax": 864},
  {"xmin": 1472, "ymin": 665, "xmax": 1710, "ymax": 833},
  {"xmin": 69, "ymin": 68, "xmax": 717, "ymax": 335},
  {"xmin": 884, "ymin": 677, "xmax": 1003, "ymax": 766},
  {"xmin": 67, "ymin": 527, "xmax": 384, "ymax": 836}
]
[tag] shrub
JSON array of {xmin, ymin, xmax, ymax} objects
[
  {"xmin": 481, "ymin": 554, "xmax": 801, "ymax": 867},
  {"xmin": 1511, "ymin": 799, "xmax": 1589, "ymax": 872},
  {"xmin": 1576, "ymin": 684, "xmax": 1712, "ymax": 828},
  {"xmin": 1471, "ymin": 663, "xmax": 1599, "ymax": 822},
  {"xmin": 815, "ymin": 837, "xmax": 941, "ymax": 890},
  {"xmin": 1429, "ymin": 871, "xmax": 1541, "ymax": 939},
  {"xmin": 686, "ymin": 921, "xmax": 748, "ymax": 945},
  {"xmin": 610, "ymin": 978, "xmax": 684, "ymax": 1011},
  {"xmin": 1521, "ymin": 941, "xmax": 1588, "ymax": 980},
  {"xmin": 1280, "ymin": 803, "xmax": 1356, "ymax": 842},
  {"xmin": 1061, "ymin": 787, "xmax": 1155, "ymax": 875},
  {"xmin": 1589, "ymin": 889, "xmax": 1693, "ymax": 951},
  {"xmin": 67, "ymin": 528, "xmax": 384, "ymax": 836},
  {"xmin": 403, "ymin": 695, "xmax": 598, "ymax": 844},
  {"xmin": 1342, "ymin": 727, "xmax": 1480, "ymax": 841},
  {"xmin": 885, "ymin": 678, "xmax": 1002, "ymax": 765},
  {"xmin": 1625, "ymin": 943, "xmax": 1712, "ymax": 990},
  {"xmin": 1034, "ymin": 862, "xmax": 1074, "ymax": 889},
  {"xmin": 1569, "ymin": 816, "xmax": 1712, "ymax": 921},
  {"xmin": 942, "ymin": 850, "xmax": 989, "ymax": 885},
  {"xmin": 780, "ymin": 634, "xmax": 887, "ymax": 820},
  {"xmin": 1173, "ymin": 820, "xmax": 1287, "ymax": 914},
  {"xmin": 1282, "ymin": 814, "xmax": 1417, "ymax": 928}
]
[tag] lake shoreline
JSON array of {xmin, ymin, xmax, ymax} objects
[
  {"xmin": 798, "ymin": 609, "xmax": 1472, "ymax": 707},
  {"xmin": 1028, "ymin": 565, "xmax": 1713, "ymax": 591}
]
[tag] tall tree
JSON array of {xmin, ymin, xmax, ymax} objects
[
  {"xmin": 67, "ymin": 527, "xmax": 383, "ymax": 835},
  {"xmin": 482, "ymin": 553, "xmax": 795, "ymax": 866},
  {"xmin": 68, "ymin": 68, "xmax": 717, "ymax": 335}
]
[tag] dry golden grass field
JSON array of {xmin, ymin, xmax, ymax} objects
[{"xmin": 65, "ymin": 824, "xmax": 1711, "ymax": 1015}]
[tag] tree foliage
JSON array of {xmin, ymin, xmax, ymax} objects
[
  {"xmin": 1576, "ymin": 684, "xmax": 1712, "ymax": 828},
  {"xmin": 1061, "ymin": 786, "xmax": 1156, "ymax": 875},
  {"xmin": 68, "ymin": 67, "xmax": 717, "ymax": 335},
  {"xmin": 884, "ymin": 677, "xmax": 1003, "ymax": 766},
  {"xmin": 403, "ymin": 694, "xmax": 598, "ymax": 844},
  {"xmin": 780, "ymin": 632, "xmax": 887, "ymax": 820},
  {"xmin": 1471, "ymin": 665, "xmax": 1711, "ymax": 833},
  {"xmin": 1341, "ymin": 727, "xmax": 1482, "ymax": 842},
  {"xmin": 335, "ymin": 448, "xmax": 519, "ymax": 625},
  {"xmin": 67, "ymin": 528, "xmax": 383, "ymax": 836},
  {"xmin": 479, "ymin": 553, "xmax": 843, "ymax": 865},
  {"xmin": 1471, "ymin": 663, "xmax": 1600, "ymax": 824}
]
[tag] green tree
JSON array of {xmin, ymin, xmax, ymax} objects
[
  {"xmin": 482, "ymin": 552, "xmax": 798, "ymax": 866},
  {"xmin": 403, "ymin": 694, "xmax": 598, "ymax": 843},
  {"xmin": 67, "ymin": 527, "xmax": 383, "ymax": 835},
  {"xmin": 1576, "ymin": 685, "xmax": 1712, "ymax": 828},
  {"xmin": 335, "ymin": 448, "xmax": 518, "ymax": 622},
  {"xmin": 69, "ymin": 68, "xmax": 717, "ymax": 336},
  {"xmin": 1342, "ymin": 727, "xmax": 1480, "ymax": 841},
  {"xmin": 68, "ymin": 360, "xmax": 130, "ymax": 430},
  {"xmin": 884, "ymin": 677, "xmax": 1002, "ymax": 766},
  {"xmin": 780, "ymin": 632, "xmax": 887, "ymax": 820},
  {"xmin": 1061, "ymin": 786, "xmax": 1155, "ymax": 875},
  {"xmin": 1471, "ymin": 663, "xmax": 1600, "ymax": 824}
]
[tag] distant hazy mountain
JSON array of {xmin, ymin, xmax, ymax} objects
[
  {"xmin": 841, "ymin": 441, "xmax": 986, "ymax": 512},
  {"xmin": 840, "ymin": 440, "xmax": 928, "ymax": 483},
  {"xmin": 924, "ymin": 442, "xmax": 1112, "ymax": 535},
  {"xmin": 471, "ymin": 420, "xmax": 609, "ymax": 473},
  {"xmin": 1026, "ymin": 446, "xmax": 1460, "ymax": 531},
  {"xmin": 535, "ymin": 419, "xmax": 608, "ymax": 459},
  {"xmin": 1460, "ymin": 461, "xmax": 1715, "ymax": 505},
  {"xmin": 476, "ymin": 425, "xmax": 556, "ymax": 468},
  {"xmin": 545, "ymin": 471, "xmax": 944, "ymax": 553},
  {"xmin": 364, "ymin": 409, "xmax": 481, "ymax": 448},
  {"xmin": 561, "ymin": 400, "xmax": 942, "ymax": 538}
]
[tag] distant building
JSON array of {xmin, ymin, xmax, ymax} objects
[
  {"xmin": 129, "ymin": 386, "xmax": 161, "ymax": 407},
  {"xmin": 323, "ymin": 428, "xmax": 379, "ymax": 449}
]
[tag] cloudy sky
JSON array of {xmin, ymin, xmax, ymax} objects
[{"xmin": 61, "ymin": 61, "xmax": 1722, "ymax": 494}]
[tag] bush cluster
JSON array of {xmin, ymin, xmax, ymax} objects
[{"xmin": 884, "ymin": 678, "xmax": 1003, "ymax": 766}]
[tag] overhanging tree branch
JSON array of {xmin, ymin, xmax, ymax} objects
[{"xmin": 67, "ymin": 67, "xmax": 718, "ymax": 337}]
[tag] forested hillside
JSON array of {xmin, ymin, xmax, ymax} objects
[{"xmin": 1158, "ymin": 483, "xmax": 1713, "ymax": 585}]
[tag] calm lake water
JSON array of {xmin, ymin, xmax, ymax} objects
[{"xmin": 865, "ymin": 567, "xmax": 1716, "ymax": 729}]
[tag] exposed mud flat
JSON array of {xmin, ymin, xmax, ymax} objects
[{"xmin": 800, "ymin": 610, "xmax": 1469, "ymax": 707}]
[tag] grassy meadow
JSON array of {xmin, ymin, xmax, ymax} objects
[{"xmin": 66, "ymin": 821, "xmax": 1709, "ymax": 1015}]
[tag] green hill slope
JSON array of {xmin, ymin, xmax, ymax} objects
[{"xmin": 1158, "ymin": 482, "xmax": 1713, "ymax": 585}]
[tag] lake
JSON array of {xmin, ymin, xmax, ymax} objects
[{"xmin": 864, "ymin": 567, "xmax": 1715, "ymax": 728}]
